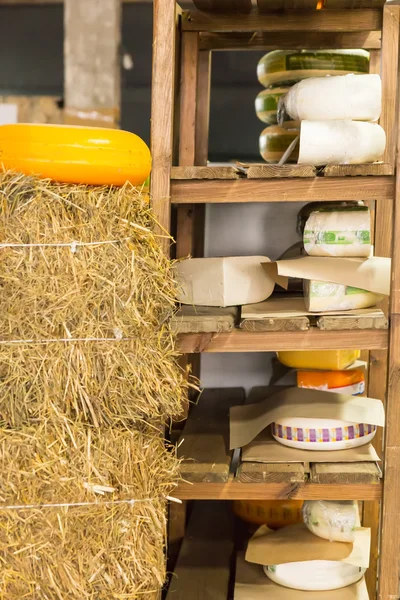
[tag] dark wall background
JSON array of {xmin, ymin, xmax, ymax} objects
[{"xmin": 0, "ymin": 3, "xmax": 264, "ymax": 161}]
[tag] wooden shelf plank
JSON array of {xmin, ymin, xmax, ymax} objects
[
  {"xmin": 323, "ymin": 163, "xmax": 393, "ymax": 177},
  {"xmin": 171, "ymin": 165, "xmax": 240, "ymax": 179},
  {"xmin": 177, "ymin": 328, "xmax": 388, "ymax": 352},
  {"xmin": 199, "ymin": 30, "xmax": 382, "ymax": 51},
  {"xmin": 175, "ymin": 481, "xmax": 382, "ymax": 500},
  {"xmin": 171, "ymin": 177, "xmax": 395, "ymax": 203},
  {"xmin": 310, "ymin": 462, "xmax": 382, "ymax": 484},
  {"xmin": 182, "ymin": 8, "xmax": 382, "ymax": 32},
  {"xmin": 237, "ymin": 461, "xmax": 308, "ymax": 483},
  {"xmin": 171, "ymin": 306, "xmax": 238, "ymax": 334},
  {"xmin": 178, "ymin": 388, "xmax": 245, "ymax": 483}
]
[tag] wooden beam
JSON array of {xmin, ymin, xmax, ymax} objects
[
  {"xmin": 192, "ymin": 0, "xmax": 252, "ymax": 11},
  {"xmin": 175, "ymin": 481, "xmax": 382, "ymax": 500},
  {"xmin": 171, "ymin": 177, "xmax": 395, "ymax": 203},
  {"xmin": 199, "ymin": 30, "xmax": 382, "ymax": 50},
  {"xmin": 64, "ymin": 0, "xmax": 121, "ymax": 127},
  {"xmin": 151, "ymin": 0, "xmax": 178, "ymax": 255},
  {"xmin": 177, "ymin": 329, "xmax": 388, "ymax": 353},
  {"xmin": 182, "ymin": 8, "xmax": 382, "ymax": 32},
  {"xmin": 381, "ymin": 4, "xmax": 400, "ymax": 169}
]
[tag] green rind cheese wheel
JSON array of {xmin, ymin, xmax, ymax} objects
[
  {"xmin": 259, "ymin": 123, "xmax": 300, "ymax": 164},
  {"xmin": 257, "ymin": 49, "xmax": 370, "ymax": 88},
  {"xmin": 255, "ymin": 87, "xmax": 290, "ymax": 125}
]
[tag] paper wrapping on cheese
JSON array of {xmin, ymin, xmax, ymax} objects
[
  {"xmin": 304, "ymin": 207, "xmax": 371, "ymax": 258},
  {"xmin": 261, "ymin": 256, "xmax": 390, "ymax": 296},
  {"xmin": 305, "ymin": 280, "xmax": 382, "ymax": 312},
  {"xmin": 235, "ymin": 554, "xmax": 370, "ymax": 600},
  {"xmin": 241, "ymin": 429, "xmax": 380, "ymax": 463},
  {"xmin": 242, "ymin": 297, "xmax": 385, "ymax": 320},
  {"xmin": 245, "ymin": 523, "xmax": 371, "ymax": 568},
  {"xmin": 229, "ymin": 387, "xmax": 385, "ymax": 450},
  {"xmin": 176, "ymin": 256, "xmax": 275, "ymax": 307},
  {"xmin": 283, "ymin": 74, "xmax": 381, "ymax": 122},
  {"xmin": 298, "ymin": 120, "xmax": 386, "ymax": 165}
]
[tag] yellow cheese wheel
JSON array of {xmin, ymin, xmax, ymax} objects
[
  {"xmin": 277, "ymin": 350, "xmax": 361, "ymax": 370},
  {"xmin": 0, "ymin": 124, "xmax": 151, "ymax": 186},
  {"xmin": 233, "ymin": 499, "xmax": 303, "ymax": 528}
]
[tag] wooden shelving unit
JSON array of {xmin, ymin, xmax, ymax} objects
[{"xmin": 150, "ymin": 1, "xmax": 400, "ymax": 599}]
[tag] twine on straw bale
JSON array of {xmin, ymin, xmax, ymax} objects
[
  {"xmin": 0, "ymin": 172, "xmax": 188, "ymax": 426},
  {"xmin": 0, "ymin": 421, "xmax": 180, "ymax": 598}
]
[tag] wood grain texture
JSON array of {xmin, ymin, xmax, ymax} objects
[
  {"xmin": 171, "ymin": 166, "xmax": 240, "ymax": 179},
  {"xmin": 177, "ymin": 329, "xmax": 388, "ymax": 353},
  {"xmin": 182, "ymin": 8, "xmax": 382, "ymax": 32},
  {"xmin": 240, "ymin": 317, "xmax": 310, "ymax": 332},
  {"xmin": 323, "ymin": 164, "xmax": 393, "ymax": 177},
  {"xmin": 179, "ymin": 33, "xmax": 199, "ymax": 167},
  {"xmin": 151, "ymin": 0, "xmax": 177, "ymax": 255},
  {"xmin": 175, "ymin": 481, "xmax": 382, "ymax": 500},
  {"xmin": 256, "ymin": 0, "xmax": 316, "ymax": 9},
  {"xmin": 64, "ymin": 0, "xmax": 121, "ymax": 124},
  {"xmin": 237, "ymin": 462, "xmax": 307, "ymax": 483},
  {"xmin": 195, "ymin": 50, "xmax": 212, "ymax": 165},
  {"xmin": 317, "ymin": 312, "xmax": 388, "ymax": 331},
  {"xmin": 171, "ymin": 306, "xmax": 237, "ymax": 333},
  {"xmin": 199, "ymin": 31, "xmax": 381, "ymax": 51},
  {"xmin": 381, "ymin": 5, "xmax": 400, "ymax": 169},
  {"xmin": 309, "ymin": 462, "xmax": 381, "ymax": 484},
  {"xmin": 246, "ymin": 164, "xmax": 316, "ymax": 179},
  {"xmin": 177, "ymin": 388, "xmax": 245, "ymax": 482},
  {"xmin": 171, "ymin": 177, "xmax": 395, "ymax": 203},
  {"xmin": 166, "ymin": 501, "xmax": 234, "ymax": 600}
]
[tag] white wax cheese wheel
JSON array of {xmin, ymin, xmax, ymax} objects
[
  {"xmin": 259, "ymin": 122, "xmax": 300, "ymax": 163},
  {"xmin": 257, "ymin": 49, "xmax": 370, "ymax": 88},
  {"xmin": 263, "ymin": 561, "xmax": 366, "ymax": 591},
  {"xmin": 255, "ymin": 87, "xmax": 290, "ymax": 125},
  {"xmin": 304, "ymin": 280, "xmax": 382, "ymax": 312},
  {"xmin": 304, "ymin": 207, "xmax": 371, "ymax": 258},
  {"xmin": 284, "ymin": 74, "xmax": 381, "ymax": 122},
  {"xmin": 272, "ymin": 417, "xmax": 377, "ymax": 451},
  {"xmin": 303, "ymin": 500, "xmax": 360, "ymax": 543},
  {"xmin": 298, "ymin": 120, "xmax": 386, "ymax": 165},
  {"xmin": 175, "ymin": 256, "xmax": 275, "ymax": 307}
]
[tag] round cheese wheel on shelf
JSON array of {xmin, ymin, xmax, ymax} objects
[
  {"xmin": 297, "ymin": 369, "xmax": 365, "ymax": 396},
  {"xmin": 277, "ymin": 349, "xmax": 360, "ymax": 370},
  {"xmin": 259, "ymin": 122, "xmax": 299, "ymax": 163},
  {"xmin": 233, "ymin": 499, "xmax": 303, "ymax": 528},
  {"xmin": 0, "ymin": 123, "xmax": 151, "ymax": 186},
  {"xmin": 272, "ymin": 418, "xmax": 377, "ymax": 451},
  {"xmin": 263, "ymin": 561, "xmax": 366, "ymax": 591},
  {"xmin": 255, "ymin": 87, "xmax": 290, "ymax": 125},
  {"xmin": 257, "ymin": 49, "xmax": 370, "ymax": 88},
  {"xmin": 302, "ymin": 500, "xmax": 360, "ymax": 543}
]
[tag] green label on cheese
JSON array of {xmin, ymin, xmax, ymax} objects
[{"xmin": 304, "ymin": 230, "xmax": 371, "ymax": 245}]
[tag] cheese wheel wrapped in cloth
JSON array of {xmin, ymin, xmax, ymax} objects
[
  {"xmin": 282, "ymin": 74, "xmax": 381, "ymax": 122},
  {"xmin": 263, "ymin": 561, "xmax": 366, "ymax": 591},
  {"xmin": 304, "ymin": 206, "xmax": 371, "ymax": 257},
  {"xmin": 304, "ymin": 280, "xmax": 382, "ymax": 312},
  {"xmin": 298, "ymin": 120, "xmax": 386, "ymax": 165},
  {"xmin": 302, "ymin": 500, "xmax": 360, "ymax": 543},
  {"xmin": 257, "ymin": 49, "xmax": 370, "ymax": 88}
]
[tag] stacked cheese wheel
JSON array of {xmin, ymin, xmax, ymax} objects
[
  {"xmin": 255, "ymin": 50, "xmax": 370, "ymax": 163},
  {"xmin": 263, "ymin": 500, "xmax": 367, "ymax": 591}
]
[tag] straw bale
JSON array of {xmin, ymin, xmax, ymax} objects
[
  {"xmin": 0, "ymin": 420, "xmax": 179, "ymax": 598},
  {"xmin": 0, "ymin": 172, "xmax": 187, "ymax": 426}
]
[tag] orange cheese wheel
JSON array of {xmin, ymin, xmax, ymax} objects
[
  {"xmin": 297, "ymin": 369, "xmax": 365, "ymax": 390},
  {"xmin": 233, "ymin": 499, "xmax": 303, "ymax": 528},
  {"xmin": 0, "ymin": 124, "xmax": 151, "ymax": 186}
]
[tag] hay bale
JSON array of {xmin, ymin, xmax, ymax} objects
[
  {"xmin": 0, "ymin": 421, "xmax": 179, "ymax": 598},
  {"xmin": 0, "ymin": 172, "xmax": 186, "ymax": 426}
]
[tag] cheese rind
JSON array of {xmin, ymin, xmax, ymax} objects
[
  {"xmin": 304, "ymin": 207, "xmax": 371, "ymax": 258},
  {"xmin": 263, "ymin": 560, "xmax": 366, "ymax": 591},
  {"xmin": 255, "ymin": 87, "xmax": 290, "ymax": 125},
  {"xmin": 298, "ymin": 120, "xmax": 386, "ymax": 165},
  {"xmin": 277, "ymin": 349, "xmax": 360, "ymax": 370},
  {"xmin": 305, "ymin": 280, "xmax": 382, "ymax": 312},
  {"xmin": 302, "ymin": 500, "xmax": 360, "ymax": 543},
  {"xmin": 175, "ymin": 256, "xmax": 275, "ymax": 307},
  {"xmin": 284, "ymin": 74, "xmax": 381, "ymax": 122},
  {"xmin": 259, "ymin": 122, "xmax": 300, "ymax": 163}
]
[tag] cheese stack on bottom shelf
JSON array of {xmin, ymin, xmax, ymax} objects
[{"xmin": 255, "ymin": 49, "xmax": 370, "ymax": 163}]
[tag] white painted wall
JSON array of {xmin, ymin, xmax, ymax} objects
[{"xmin": 201, "ymin": 202, "xmax": 305, "ymax": 392}]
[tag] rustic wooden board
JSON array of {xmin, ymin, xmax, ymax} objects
[
  {"xmin": 199, "ymin": 31, "xmax": 382, "ymax": 51},
  {"xmin": 166, "ymin": 501, "xmax": 234, "ymax": 600},
  {"xmin": 171, "ymin": 165, "xmax": 240, "ymax": 179},
  {"xmin": 237, "ymin": 461, "xmax": 308, "ymax": 483},
  {"xmin": 171, "ymin": 306, "xmax": 238, "ymax": 333},
  {"xmin": 317, "ymin": 312, "xmax": 388, "ymax": 331},
  {"xmin": 323, "ymin": 163, "xmax": 393, "ymax": 177},
  {"xmin": 310, "ymin": 462, "xmax": 382, "ymax": 484},
  {"xmin": 171, "ymin": 177, "xmax": 395, "ymax": 203},
  {"xmin": 178, "ymin": 388, "xmax": 245, "ymax": 483},
  {"xmin": 240, "ymin": 316, "xmax": 310, "ymax": 332},
  {"xmin": 245, "ymin": 164, "xmax": 316, "ymax": 179},
  {"xmin": 182, "ymin": 9, "xmax": 382, "ymax": 32}
]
